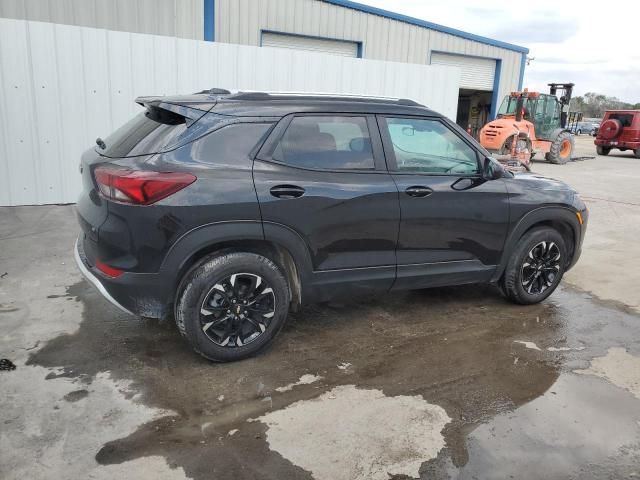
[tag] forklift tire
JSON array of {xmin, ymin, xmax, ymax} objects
[
  {"xmin": 545, "ymin": 131, "xmax": 574, "ymax": 164},
  {"xmin": 596, "ymin": 146, "xmax": 611, "ymax": 156}
]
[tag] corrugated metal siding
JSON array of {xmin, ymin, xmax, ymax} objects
[
  {"xmin": 0, "ymin": 0, "xmax": 203, "ymax": 39},
  {"xmin": 0, "ymin": 18, "xmax": 460, "ymax": 206},
  {"xmin": 262, "ymin": 31, "xmax": 358, "ymax": 57},
  {"xmin": 430, "ymin": 52, "xmax": 495, "ymax": 91},
  {"xmin": 215, "ymin": 0, "xmax": 524, "ymax": 105}
]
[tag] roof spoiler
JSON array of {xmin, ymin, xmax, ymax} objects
[{"xmin": 135, "ymin": 97, "xmax": 214, "ymax": 126}]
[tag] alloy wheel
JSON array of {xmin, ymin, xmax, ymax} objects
[
  {"xmin": 521, "ymin": 241, "xmax": 561, "ymax": 295},
  {"xmin": 199, "ymin": 273, "xmax": 276, "ymax": 347}
]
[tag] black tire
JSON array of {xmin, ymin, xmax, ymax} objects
[
  {"xmin": 596, "ymin": 146, "xmax": 611, "ymax": 156},
  {"xmin": 502, "ymin": 227, "xmax": 567, "ymax": 305},
  {"xmin": 545, "ymin": 131, "xmax": 574, "ymax": 164},
  {"xmin": 577, "ymin": 129, "xmax": 582, "ymax": 135},
  {"xmin": 175, "ymin": 252, "xmax": 290, "ymax": 362},
  {"xmin": 634, "ymin": 149, "xmax": 640, "ymax": 159}
]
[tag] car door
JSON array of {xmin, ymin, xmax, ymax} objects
[
  {"xmin": 253, "ymin": 113, "xmax": 400, "ymax": 299},
  {"xmin": 377, "ymin": 115, "xmax": 510, "ymax": 290}
]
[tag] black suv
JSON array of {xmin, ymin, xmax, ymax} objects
[{"xmin": 75, "ymin": 91, "xmax": 588, "ymax": 362}]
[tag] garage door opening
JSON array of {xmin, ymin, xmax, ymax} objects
[
  {"xmin": 455, "ymin": 89, "xmax": 493, "ymax": 139},
  {"xmin": 430, "ymin": 52, "xmax": 498, "ymax": 139}
]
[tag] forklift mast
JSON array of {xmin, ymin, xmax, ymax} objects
[{"xmin": 548, "ymin": 83, "xmax": 574, "ymax": 127}]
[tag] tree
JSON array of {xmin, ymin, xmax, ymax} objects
[{"xmin": 571, "ymin": 92, "xmax": 639, "ymax": 118}]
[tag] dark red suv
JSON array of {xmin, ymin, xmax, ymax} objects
[{"xmin": 595, "ymin": 110, "xmax": 640, "ymax": 157}]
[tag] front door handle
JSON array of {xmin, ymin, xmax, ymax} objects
[
  {"xmin": 405, "ymin": 186, "xmax": 433, "ymax": 198},
  {"xmin": 270, "ymin": 184, "xmax": 305, "ymax": 199}
]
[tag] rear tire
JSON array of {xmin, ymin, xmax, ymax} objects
[
  {"xmin": 502, "ymin": 227, "xmax": 567, "ymax": 305},
  {"xmin": 545, "ymin": 131, "xmax": 574, "ymax": 164},
  {"xmin": 634, "ymin": 149, "xmax": 640, "ymax": 159},
  {"xmin": 175, "ymin": 252, "xmax": 290, "ymax": 362},
  {"xmin": 596, "ymin": 146, "xmax": 611, "ymax": 156}
]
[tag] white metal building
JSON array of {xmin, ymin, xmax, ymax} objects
[
  {"xmin": 0, "ymin": 0, "xmax": 528, "ymax": 206},
  {"xmin": 1, "ymin": 0, "xmax": 528, "ymax": 127}
]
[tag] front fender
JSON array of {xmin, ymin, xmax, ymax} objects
[{"xmin": 491, "ymin": 206, "xmax": 581, "ymax": 283}]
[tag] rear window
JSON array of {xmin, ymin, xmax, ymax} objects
[
  {"xmin": 272, "ymin": 116, "xmax": 375, "ymax": 170},
  {"xmin": 98, "ymin": 107, "xmax": 225, "ymax": 158},
  {"xmin": 608, "ymin": 113, "xmax": 634, "ymax": 128}
]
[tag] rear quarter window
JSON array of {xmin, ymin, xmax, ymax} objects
[{"xmin": 189, "ymin": 123, "xmax": 274, "ymax": 166}]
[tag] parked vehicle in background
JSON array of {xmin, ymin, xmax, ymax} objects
[
  {"xmin": 594, "ymin": 110, "xmax": 640, "ymax": 157},
  {"xmin": 570, "ymin": 121, "xmax": 598, "ymax": 136},
  {"xmin": 480, "ymin": 83, "xmax": 576, "ymax": 165},
  {"xmin": 75, "ymin": 91, "xmax": 588, "ymax": 362}
]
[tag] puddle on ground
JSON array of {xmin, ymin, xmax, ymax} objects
[
  {"xmin": 451, "ymin": 373, "xmax": 640, "ymax": 479},
  {"xmin": 24, "ymin": 279, "xmax": 640, "ymax": 479}
]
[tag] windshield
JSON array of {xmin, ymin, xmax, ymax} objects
[{"xmin": 497, "ymin": 95, "xmax": 534, "ymax": 117}]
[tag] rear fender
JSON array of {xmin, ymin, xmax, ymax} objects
[{"xmin": 160, "ymin": 220, "xmax": 314, "ymax": 300}]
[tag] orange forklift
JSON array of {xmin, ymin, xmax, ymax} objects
[{"xmin": 480, "ymin": 83, "xmax": 575, "ymax": 169}]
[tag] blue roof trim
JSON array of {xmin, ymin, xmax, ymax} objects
[
  {"xmin": 204, "ymin": 0, "xmax": 214, "ymax": 41},
  {"xmin": 320, "ymin": 0, "xmax": 529, "ymax": 54}
]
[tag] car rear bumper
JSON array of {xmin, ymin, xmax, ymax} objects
[
  {"xmin": 74, "ymin": 238, "xmax": 134, "ymax": 315},
  {"xmin": 594, "ymin": 139, "xmax": 640, "ymax": 148},
  {"xmin": 74, "ymin": 236, "xmax": 173, "ymax": 318}
]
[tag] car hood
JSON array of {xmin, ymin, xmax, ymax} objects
[{"xmin": 511, "ymin": 172, "xmax": 576, "ymax": 193}]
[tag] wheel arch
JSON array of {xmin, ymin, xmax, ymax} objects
[
  {"xmin": 161, "ymin": 221, "xmax": 312, "ymax": 310},
  {"xmin": 492, "ymin": 207, "xmax": 580, "ymax": 283}
]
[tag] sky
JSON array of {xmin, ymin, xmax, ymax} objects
[{"xmin": 358, "ymin": 0, "xmax": 640, "ymax": 103}]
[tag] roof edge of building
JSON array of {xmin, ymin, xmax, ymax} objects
[{"xmin": 320, "ymin": 0, "xmax": 530, "ymax": 54}]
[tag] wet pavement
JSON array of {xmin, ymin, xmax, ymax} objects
[{"xmin": 2, "ymin": 193, "xmax": 640, "ymax": 479}]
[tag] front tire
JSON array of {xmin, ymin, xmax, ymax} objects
[
  {"xmin": 175, "ymin": 252, "xmax": 290, "ymax": 362},
  {"xmin": 502, "ymin": 227, "xmax": 567, "ymax": 305},
  {"xmin": 596, "ymin": 146, "xmax": 611, "ymax": 156},
  {"xmin": 634, "ymin": 149, "xmax": 640, "ymax": 159},
  {"xmin": 545, "ymin": 131, "xmax": 574, "ymax": 164}
]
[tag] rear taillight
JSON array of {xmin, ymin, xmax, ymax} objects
[{"xmin": 94, "ymin": 167, "xmax": 196, "ymax": 205}]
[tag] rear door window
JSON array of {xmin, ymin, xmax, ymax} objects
[{"xmin": 272, "ymin": 116, "xmax": 375, "ymax": 170}]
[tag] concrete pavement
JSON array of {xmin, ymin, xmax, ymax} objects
[{"xmin": 2, "ymin": 137, "xmax": 640, "ymax": 479}]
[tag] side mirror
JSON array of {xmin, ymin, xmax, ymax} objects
[{"xmin": 483, "ymin": 157, "xmax": 504, "ymax": 180}]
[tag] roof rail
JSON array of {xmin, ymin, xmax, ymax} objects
[{"xmin": 227, "ymin": 91, "xmax": 423, "ymax": 107}]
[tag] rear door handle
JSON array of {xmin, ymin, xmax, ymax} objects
[
  {"xmin": 270, "ymin": 184, "xmax": 305, "ymax": 199},
  {"xmin": 405, "ymin": 186, "xmax": 433, "ymax": 197}
]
